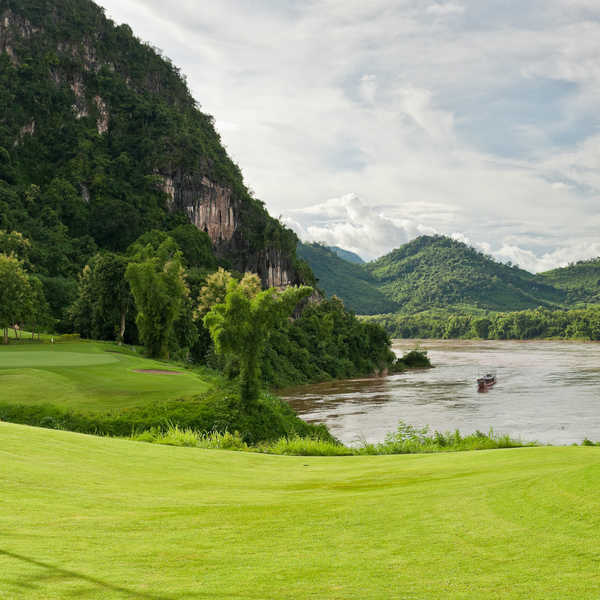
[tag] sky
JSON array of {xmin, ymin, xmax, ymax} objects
[{"xmin": 98, "ymin": 0, "xmax": 600, "ymax": 271}]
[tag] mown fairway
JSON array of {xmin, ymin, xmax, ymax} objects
[
  {"xmin": 1, "ymin": 423, "xmax": 599, "ymax": 599},
  {"xmin": 0, "ymin": 342, "xmax": 212, "ymax": 411}
]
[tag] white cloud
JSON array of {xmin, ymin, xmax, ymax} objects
[
  {"xmin": 97, "ymin": 0, "xmax": 600, "ymax": 270},
  {"xmin": 286, "ymin": 193, "xmax": 436, "ymax": 260},
  {"xmin": 426, "ymin": 3, "xmax": 465, "ymax": 16}
]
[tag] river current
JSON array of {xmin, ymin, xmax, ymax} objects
[{"xmin": 280, "ymin": 339, "xmax": 600, "ymax": 446}]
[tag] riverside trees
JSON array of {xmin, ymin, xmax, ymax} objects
[{"xmin": 203, "ymin": 275, "xmax": 312, "ymax": 405}]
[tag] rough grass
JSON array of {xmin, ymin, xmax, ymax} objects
[
  {"xmin": 1, "ymin": 422, "xmax": 599, "ymax": 599},
  {"xmin": 133, "ymin": 422, "xmax": 530, "ymax": 456}
]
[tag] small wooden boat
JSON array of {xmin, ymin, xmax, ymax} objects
[{"xmin": 477, "ymin": 373, "xmax": 496, "ymax": 392}]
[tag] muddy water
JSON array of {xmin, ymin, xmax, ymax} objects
[{"xmin": 280, "ymin": 340, "xmax": 600, "ymax": 446}]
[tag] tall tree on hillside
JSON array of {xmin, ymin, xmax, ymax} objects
[
  {"xmin": 0, "ymin": 231, "xmax": 31, "ymax": 263},
  {"xmin": 204, "ymin": 276, "xmax": 312, "ymax": 405},
  {"xmin": 126, "ymin": 238, "xmax": 188, "ymax": 358},
  {"xmin": 0, "ymin": 254, "xmax": 33, "ymax": 344}
]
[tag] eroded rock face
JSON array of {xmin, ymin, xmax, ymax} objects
[
  {"xmin": 0, "ymin": 10, "xmax": 40, "ymax": 64},
  {"xmin": 162, "ymin": 171, "xmax": 299, "ymax": 287},
  {"xmin": 94, "ymin": 96, "xmax": 109, "ymax": 134},
  {"xmin": 14, "ymin": 120, "xmax": 35, "ymax": 146},
  {"xmin": 163, "ymin": 172, "xmax": 237, "ymax": 245}
]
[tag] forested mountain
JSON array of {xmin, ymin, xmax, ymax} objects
[
  {"xmin": 538, "ymin": 259, "xmax": 600, "ymax": 305},
  {"xmin": 300, "ymin": 235, "xmax": 591, "ymax": 314},
  {"xmin": 0, "ymin": 0, "xmax": 312, "ymax": 320},
  {"xmin": 366, "ymin": 235, "xmax": 565, "ymax": 312},
  {"xmin": 326, "ymin": 246, "xmax": 365, "ymax": 264},
  {"xmin": 297, "ymin": 242, "xmax": 399, "ymax": 315}
]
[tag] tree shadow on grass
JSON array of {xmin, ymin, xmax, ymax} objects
[{"xmin": 0, "ymin": 549, "xmax": 174, "ymax": 599}]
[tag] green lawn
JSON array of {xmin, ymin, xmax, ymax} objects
[
  {"xmin": 0, "ymin": 341, "xmax": 212, "ymax": 411},
  {"xmin": 1, "ymin": 422, "xmax": 599, "ymax": 599}
]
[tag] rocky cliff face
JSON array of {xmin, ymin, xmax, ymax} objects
[
  {"xmin": 161, "ymin": 170, "xmax": 298, "ymax": 287},
  {"xmin": 0, "ymin": 9, "xmax": 38, "ymax": 64}
]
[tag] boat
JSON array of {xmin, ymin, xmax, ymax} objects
[{"xmin": 477, "ymin": 373, "xmax": 496, "ymax": 392}]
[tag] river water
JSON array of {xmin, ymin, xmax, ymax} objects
[{"xmin": 280, "ymin": 340, "xmax": 600, "ymax": 446}]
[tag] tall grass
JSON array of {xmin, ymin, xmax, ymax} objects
[
  {"xmin": 256, "ymin": 435, "xmax": 353, "ymax": 456},
  {"xmin": 132, "ymin": 421, "xmax": 533, "ymax": 456},
  {"xmin": 132, "ymin": 426, "xmax": 249, "ymax": 450},
  {"xmin": 356, "ymin": 422, "xmax": 533, "ymax": 455}
]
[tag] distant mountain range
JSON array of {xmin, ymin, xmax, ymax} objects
[
  {"xmin": 299, "ymin": 236, "xmax": 600, "ymax": 315},
  {"xmin": 326, "ymin": 246, "xmax": 365, "ymax": 264},
  {"xmin": 297, "ymin": 243, "xmax": 399, "ymax": 314}
]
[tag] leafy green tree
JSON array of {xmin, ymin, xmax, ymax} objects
[
  {"xmin": 195, "ymin": 267, "xmax": 235, "ymax": 319},
  {"xmin": 0, "ymin": 230, "xmax": 31, "ymax": 262},
  {"xmin": 68, "ymin": 264, "xmax": 95, "ymax": 339},
  {"xmin": 26, "ymin": 276, "xmax": 53, "ymax": 340},
  {"xmin": 204, "ymin": 278, "xmax": 312, "ymax": 405},
  {"xmin": 92, "ymin": 253, "xmax": 132, "ymax": 343},
  {"xmin": 126, "ymin": 238, "xmax": 188, "ymax": 358},
  {"xmin": 169, "ymin": 224, "xmax": 216, "ymax": 269},
  {"xmin": 0, "ymin": 254, "xmax": 33, "ymax": 344}
]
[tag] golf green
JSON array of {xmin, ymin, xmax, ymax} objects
[
  {"xmin": 0, "ymin": 350, "xmax": 119, "ymax": 368},
  {"xmin": 1, "ymin": 422, "xmax": 599, "ymax": 599},
  {"xmin": 0, "ymin": 342, "xmax": 211, "ymax": 411}
]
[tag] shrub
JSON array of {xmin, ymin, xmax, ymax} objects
[
  {"xmin": 131, "ymin": 426, "xmax": 249, "ymax": 450},
  {"xmin": 392, "ymin": 349, "xmax": 431, "ymax": 372}
]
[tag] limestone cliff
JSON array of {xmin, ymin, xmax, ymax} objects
[{"xmin": 161, "ymin": 170, "xmax": 300, "ymax": 286}]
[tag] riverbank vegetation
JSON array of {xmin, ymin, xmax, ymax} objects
[
  {"xmin": 2, "ymin": 421, "xmax": 599, "ymax": 599},
  {"xmin": 131, "ymin": 421, "xmax": 532, "ymax": 456},
  {"xmin": 367, "ymin": 305, "xmax": 600, "ymax": 340}
]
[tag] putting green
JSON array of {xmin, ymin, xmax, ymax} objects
[
  {"xmin": 0, "ymin": 351, "xmax": 119, "ymax": 369},
  {"xmin": 0, "ymin": 342, "xmax": 212, "ymax": 411}
]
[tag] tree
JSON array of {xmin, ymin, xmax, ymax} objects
[
  {"xmin": 92, "ymin": 253, "xmax": 132, "ymax": 343},
  {"xmin": 26, "ymin": 276, "xmax": 53, "ymax": 340},
  {"xmin": 195, "ymin": 267, "xmax": 234, "ymax": 319},
  {"xmin": 0, "ymin": 230, "xmax": 31, "ymax": 262},
  {"xmin": 0, "ymin": 254, "xmax": 33, "ymax": 344},
  {"xmin": 204, "ymin": 277, "xmax": 312, "ymax": 406},
  {"xmin": 125, "ymin": 238, "xmax": 188, "ymax": 358}
]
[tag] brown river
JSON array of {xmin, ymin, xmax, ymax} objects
[{"xmin": 280, "ymin": 340, "xmax": 600, "ymax": 446}]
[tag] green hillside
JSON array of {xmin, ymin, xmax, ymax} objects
[
  {"xmin": 327, "ymin": 245, "xmax": 365, "ymax": 264},
  {"xmin": 539, "ymin": 258, "xmax": 600, "ymax": 304},
  {"xmin": 300, "ymin": 235, "xmax": 570, "ymax": 314},
  {"xmin": 2, "ymin": 423, "xmax": 600, "ymax": 599},
  {"xmin": 297, "ymin": 242, "xmax": 399, "ymax": 314},
  {"xmin": 366, "ymin": 235, "xmax": 565, "ymax": 312}
]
